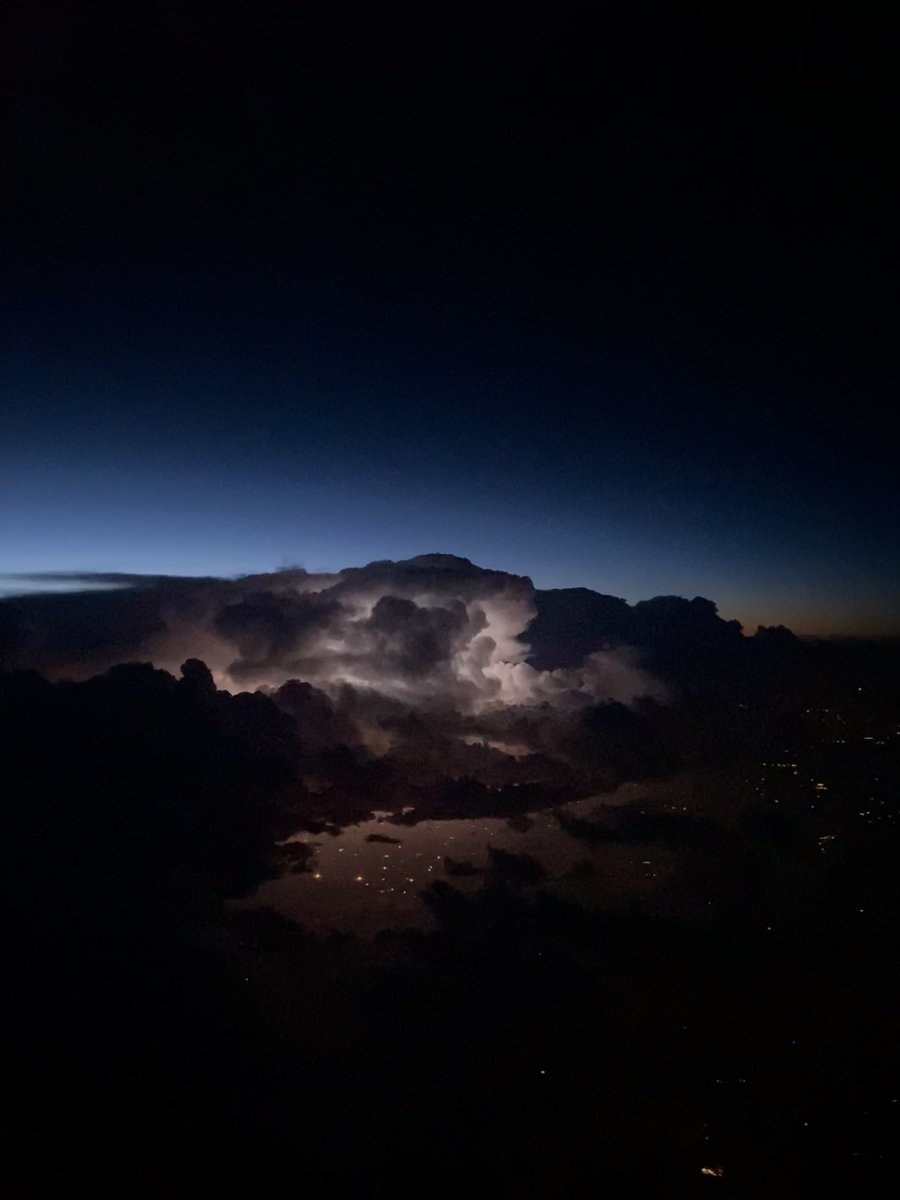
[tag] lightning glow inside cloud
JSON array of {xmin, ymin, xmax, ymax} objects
[{"xmin": 0, "ymin": 555, "xmax": 664, "ymax": 721}]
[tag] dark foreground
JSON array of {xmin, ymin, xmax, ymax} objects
[{"xmin": 4, "ymin": 655, "xmax": 898, "ymax": 1195}]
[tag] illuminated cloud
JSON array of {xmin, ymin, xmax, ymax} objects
[{"xmin": 0, "ymin": 554, "xmax": 665, "ymax": 738}]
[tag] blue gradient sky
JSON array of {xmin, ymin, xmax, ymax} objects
[
  {"xmin": 1, "ymin": 7, "xmax": 896, "ymax": 636},
  {"xmin": 3, "ymin": 366, "xmax": 896, "ymax": 635}
]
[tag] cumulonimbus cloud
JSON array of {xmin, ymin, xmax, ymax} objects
[{"xmin": 0, "ymin": 554, "xmax": 665, "ymax": 721}]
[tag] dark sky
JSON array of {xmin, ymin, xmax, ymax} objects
[{"xmin": 2, "ymin": 2, "xmax": 897, "ymax": 634}]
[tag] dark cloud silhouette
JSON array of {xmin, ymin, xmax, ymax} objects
[
  {"xmin": 444, "ymin": 856, "xmax": 484, "ymax": 878},
  {"xmin": 2, "ymin": 660, "xmax": 303, "ymax": 912},
  {"xmin": 362, "ymin": 593, "xmax": 474, "ymax": 678},
  {"xmin": 216, "ymin": 590, "xmax": 344, "ymax": 680},
  {"xmin": 486, "ymin": 845, "xmax": 547, "ymax": 887},
  {"xmin": 556, "ymin": 805, "xmax": 711, "ymax": 847}
]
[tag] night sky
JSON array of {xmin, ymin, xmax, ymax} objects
[{"xmin": 2, "ymin": 4, "xmax": 897, "ymax": 635}]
